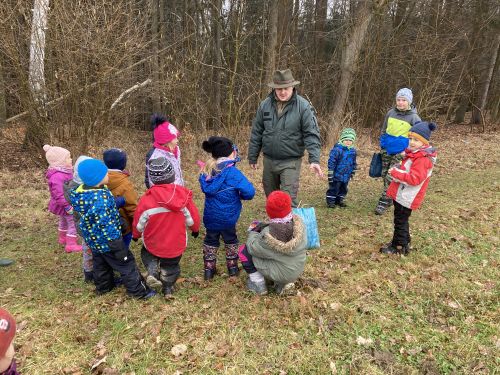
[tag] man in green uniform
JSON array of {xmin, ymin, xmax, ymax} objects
[{"xmin": 248, "ymin": 69, "xmax": 323, "ymax": 206}]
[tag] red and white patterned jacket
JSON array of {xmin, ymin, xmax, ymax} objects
[
  {"xmin": 132, "ymin": 184, "xmax": 200, "ymax": 258},
  {"xmin": 387, "ymin": 146, "xmax": 437, "ymax": 210}
]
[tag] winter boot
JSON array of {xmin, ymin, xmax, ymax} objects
[
  {"xmin": 380, "ymin": 243, "xmax": 410, "ymax": 255},
  {"xmin": 246, "ymin": 278, "xmax": 268, "ymax": 295},
  {"xmin": 203, "ymin": 244, "xmax": 218, "ymax": 280},
  {"xmin": 83, "ymin": 271, "xmax": 94, "ymax": 283},
  {"xmin": 375, "ymin": 197, "xmax": 392, "ymax": 215},
  {"xmin": 65, "ymin": 235, "xmax": 82, "ymax": 253},
  {"xmin": 225, "ymin": 243, "xmax": 240, "ymax": 277},
  {"xmin": 274, "ymin": 282, "xmax": 296, "ymax": 296},
  {"xmin": 58, "ymin": 229, "xmax": 67, "ymax": 245},
  {"xmin": 160, "ymin": 263, "xmax": 180, "ymax": 297},
  {"xmin": 336, "ymin": 199, "xmax": 347, "ymax": 208}
]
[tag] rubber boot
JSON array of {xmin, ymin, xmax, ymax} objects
[
  {"xmin": 203, "ymin": 244, "xmax": 218, "ymax": 280},
  {"xmin": 160, "ymin": 264, "xmax": 181, "ymax": 299},
  {"xmin": 375, "ymin": 197, "xmax": 392, "ymax": 215},
  {"xmin": 65, "ymin": 235, "xmax": 83, "ymax": 253},
  {"xmin": 58, "ymin": 229, "xmax": 67, "ymax": 245},
  {"xmin": 225, "ymin": 243, "xmax": 240, "ymax": 277}
]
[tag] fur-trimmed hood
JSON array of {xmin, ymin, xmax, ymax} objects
[{"xmin": 262, "ymin": 215, "xmax": 306, "ymax": 254}]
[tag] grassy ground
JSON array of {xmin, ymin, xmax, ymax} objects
[{"xmin": 0, "ymin": 126, "xmax": 499, "ymax": 374}]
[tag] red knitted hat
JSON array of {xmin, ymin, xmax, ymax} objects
[
  {"xmin": 266, "ymin": 191, "xmax": 292, "ymax": 219},
  {"xmin": 0, "ymin": 308, "xmax": 16, "ymax": 357}
]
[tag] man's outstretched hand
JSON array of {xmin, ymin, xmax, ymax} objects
[{"xmin": 310, "ymin": 163, "xmax": 324, "ymax": 178}]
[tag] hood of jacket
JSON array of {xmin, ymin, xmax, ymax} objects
[
  {"xmin": 106, "ymin": 170, "xmax": 130, "ymax": 190},
  {"xmin": 46, "ymin": 167, "xmax": 72, "ymax": 180},
  {"xmin": 145, "ymin": 184, "xmax": 191, "ymax": 211},
  {"xmin": 199, "ymin": 163, "xmax": 235, "ymax": 195},
  {"xmin": 262, "ymin": 215, "xmax": 306, "ymax": 254},
  {"xmin": 406, "ymin": 145, "xmax": 437, "ymax": 163}
]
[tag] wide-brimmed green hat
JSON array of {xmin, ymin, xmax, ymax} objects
[{"xmin": 268, "ymin": 69, "xmax": 300, "ymax": 89}]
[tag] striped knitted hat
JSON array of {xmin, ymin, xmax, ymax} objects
[{"xmin": 339, "ymin": 128, "xmax": 356, "ymax": 143}]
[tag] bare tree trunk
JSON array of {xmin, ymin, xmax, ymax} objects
[
  {"xmin": 29, "ymin": 0, "xmax": 49, "ymax": 106},
  {"xmin": 314, "ymin": 0, "xmax": 327, "ymax": 63},
  {"xmin": 150, "ymin": 0, "xmax": 161, "ymax": 113},
  {"xmin": 25, "ymin": 0, "xmax": 50, "ymax": 147},
  {"xmin": 471, "ymin": 33, "xmax": 500, "ymax": 124},
  {"xmin": 330, "ymin": 0, "xmax": 388, "ymax": 139},
  {"xmin": 0, "ymin": 58, "xmax": 6, "ymax": 128},
  {"xmin": 227, "ymin": 0, "xmax": 243, "ymax": 129},
  {"xmin": 263, "ymin": 0, "xmax": 278, "ymax": 96},
  {"xmin": 211, "ymin": 0, "xmax": 222, "ymax": 128}
]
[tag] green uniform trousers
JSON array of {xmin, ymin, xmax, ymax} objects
[{"xmin": 262, "ymin": 157, "xmax": 302, "ymax": 207}]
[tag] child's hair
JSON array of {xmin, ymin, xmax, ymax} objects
[{"xmin": 202, "ymin": 157, "xmax": 219, "ymax": 175}]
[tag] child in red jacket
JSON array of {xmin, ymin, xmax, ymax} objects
[
  {"xmin": 133, "ymin": 156, "xmax": 200, "ymax": 298},
  {"xmin": 380, "ymin": 121, "xmax": 437, "ymax": 255}
]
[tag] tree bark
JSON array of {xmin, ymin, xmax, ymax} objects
[
  {"xmin": 263, "ymin": 0, "xmax": 278, "ymax": 96},
  {"xmin": 29, "ymin": 0, "xmax": 49, "ymax": 106},
  {"xmin": 150, "ymin": 0, "xmax": 162, "ymax": 113},
  {"xmin": 0, "ymin": 57, "xmax": 6, "ymax": 128},
  {"xmin": 211, "ymin": 0, "xmax": 222, "ymax": 128},
  {"xmin": 471, "ymin": 33, "xmax": 500, "ymax": 124},
  {"xmin": 330, "ymin": 0, "xmax": 388, "ymax": 139}
]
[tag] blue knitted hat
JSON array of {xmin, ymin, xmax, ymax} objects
[
  {"xmin": 408, "ymin": 121, "xmax": 437, "ymax": 144},
  {"xmin": 103, "ymin": 148, "xmax": 127, "ymax": 171},
  {"xmin": 78, "ymin": 159, "xmax": 108, "ymax": 186},
  {"xmin": 396, "ymin": 88, "xmax": 413, "ymax": 104}
]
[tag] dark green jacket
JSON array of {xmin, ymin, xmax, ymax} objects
[{"xmin": 248, "ymin": 91, "xmax": 321, "ymax": 164}]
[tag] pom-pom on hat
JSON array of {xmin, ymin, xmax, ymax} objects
[
  {"xmin": 202, "ymin": 136, "xmax": 234, "ymax": 159},
  {"xmin": 408, "ymin": 121, "xmax": 437, "ymax": 145},
  {"xmin": 396, "ymin": 88, "xmax": 413, "ymax": 104},
  {"xmin": 148, "ymin": 157, "xmax": 175, "ymax": 185},
  {"xmin": 43, "ymin": 144, "xmax": 71, "ymax": 168},
  {"xmin": 0, "ymin": 308, "xmax": 16, "ymax": 358},
  {"xmin": 77, "ymin": 159, "xmax": 108, "ymax": 187},
  {"xmin": 339, "ymin": 128, "xmax": 356, "ymax": 143},
  {"xmin": 103, "ymin": 148, "xmax": 127, "ymax": 171},
  {"xmin": 265, "ymin": 191, "xmax": 292, "ymax": 219}
]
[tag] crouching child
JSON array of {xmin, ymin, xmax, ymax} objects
[
  {"xmin": 239, "ymin": 191, "xmax": 307, "ymax": 295},
  {"xmin": 70, "ymin": 158, "xmax": 155, "ymax": 299},
  {"xmin": 133, "ymin": 157, "xmax": 200, "ymax": 298}
]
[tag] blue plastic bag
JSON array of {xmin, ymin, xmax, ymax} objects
[
  {"xmin": 292, "ymin": 207, "xmax": 320, "ymax": 249},
  {"xmin": 369, "ymin": 152, "xmax": 382, "ymax": 178}
]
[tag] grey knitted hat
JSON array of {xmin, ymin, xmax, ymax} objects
[{"xmin": 148, "ymin": 157, "xmax": 175, "ymax": 185}]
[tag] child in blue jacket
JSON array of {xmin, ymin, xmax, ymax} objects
[
  {"xmin": 199, "ymin": 136, "xmax": 255, "ymax": 280},
  {"xmin": 70, "ymin": 158, "xmax": 155, "ymax": 299},
  {"xmin": 326, "ymin": 128, "xmax": 357, "ymax": 208}
]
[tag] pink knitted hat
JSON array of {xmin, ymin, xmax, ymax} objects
[
  {"xmin": 43, "ymin": 144, "xmax": 71, "ymax": 168},
  {"xmin": 153, "ymin": 122, "xmax": 180, "ymax": 146}
]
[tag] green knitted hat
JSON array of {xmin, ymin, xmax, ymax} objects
[{"xmin": 339, "ymin": 128, "xmax": 356, "ymax": 142}]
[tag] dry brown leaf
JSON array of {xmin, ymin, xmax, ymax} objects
[{"xmin": 171, "ymin": 344, "xmax": 187, "ymax": 357}]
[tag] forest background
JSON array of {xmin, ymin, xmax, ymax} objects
[{"xmin": 0, "ymin": 0, "xmax": 499, "ymax": 149}]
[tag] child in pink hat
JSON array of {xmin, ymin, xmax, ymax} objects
[
  {"xmin": 144, "ymin": 114, "xmax": 184, "ymax": 188},
  {"xmin": 43, "ymin": 144, "xmax": 82, "ymax": 253}
]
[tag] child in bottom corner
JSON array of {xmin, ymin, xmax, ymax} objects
[
  {"xmin": 103, "ymin": 148, "xmax": 138, "ymax": 249},
  {"xmin": 0, "ymin": 308, "xmax": 19, "ymax": 375},
  {"xmin": 199, "ymin": 136, "xmax": 255, "ymax": 280},
  {"xmin": 326, "ymin": 128, "xmax": 357, "ymax": 208},
  {"xmin": 69, "ymin": 158, "xmax": 154, "ymax": 299},
  {"xmin": 133, "ymin": 156, "xmax": 200, "ymax": 298},
  {"xmin": 43, "ymin": 144, "xmax": 82, "ymax": 253},
  {"xmin": 380, "ymin": 121, "xmax": 437, "ymax": 255},
  {"xmin": 240, "ymin": 191, "xmax": 308, "ymax": 296}
]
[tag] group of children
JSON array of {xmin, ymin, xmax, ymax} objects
[
  {"xmin": 42, "ymin": 113, "xmax": 310, "ymax": 304},
  {"xmin": 325, "ymin": 87, "xmax": 437, "ymax": 255}
]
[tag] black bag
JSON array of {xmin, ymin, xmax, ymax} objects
[{"xmin": 369, "ymin": 152, "xmax": 382, "ymax": 178}]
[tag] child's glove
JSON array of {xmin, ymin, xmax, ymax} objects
[
  {"xmin": 65, "ymin": 206, "xmax": 74, "ymax": 215},
  {"xmin": 114, "ymin": 196, "xmax": 126, "ymax": 208},
  {"xmin": 191, "ymin": 231, "xmax": 199, "ymax": 238}
]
